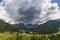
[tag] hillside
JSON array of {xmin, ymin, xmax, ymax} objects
[
  {"xmin": 14, "ymin": 19, "xmax": 60, "ymax": 34},
  {"xmin": 0, "ymin": 20, "xmax": 17, "ymax": 32},
  {"xmin": 0, "ymin": 19, "xmax": 60, "ymax": 34},
  {"xmin": 32, "ymin": 20, "xmax": 60, "ymax": 34}
]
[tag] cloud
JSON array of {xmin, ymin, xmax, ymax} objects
[{"xmin": 0, "ymin": 0, "xmax": 60, "ymax": 24}]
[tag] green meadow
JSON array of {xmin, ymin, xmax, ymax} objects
[
  {"xmin": 0, "ymin": 32, "xmax": 60, "ymax": 40},
  {"xmin": 0, "ymin": 20, "xmax": 60, "ymax": 40}
]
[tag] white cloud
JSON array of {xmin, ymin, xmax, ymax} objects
[{"xmin": 0, "ymin": 0, "xmax": 60, "ymax": 24}]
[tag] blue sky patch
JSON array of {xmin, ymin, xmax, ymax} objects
[{"xmin": 51, "ymin": 0, "xmax": 60, "ymax": 7}]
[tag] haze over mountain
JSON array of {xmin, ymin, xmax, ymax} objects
[
  {"xmin": 13, "ymin": 19, "xmax": 60, "ymax": 34},
  {"xmin": 14, "ymin": 19, "xmax": 60, "ymax": 29},
  {"xmin": 31, "ymin": 19, "xmax": 60, "ymax": 34}
]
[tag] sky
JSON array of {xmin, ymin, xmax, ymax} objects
[
  {"xmin": 0, "ymin": 0, "xmax": 2, "ymax": 2},
  {"xmin": 0, "ymin": 0, "xmax": 60, "ymax": 25},
  {"xmin": 0, "ymin": 0, "xmax": 60, "ymax": 6},
  {"xmin": 52, "ymin": 0, "xmax": 60, "ymax": 8},
  {"xmin": 0, "ymin": 0, "xmax": 60, "ymax": 7}
]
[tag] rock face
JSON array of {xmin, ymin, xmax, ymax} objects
[
  {"xmin": 14, "ymin": 23, "xmax": 38, "ymax": 29},
  {"xmin": 14, "ymin": 19, "xmax": 60, "ymax": 29},
  {"xmin": 25, "ymin": 24, "xmax": 38, "ymax": 28},
  {"xmin": 14, "ymin": 19, "xmax": 60, "ymax": 34}
]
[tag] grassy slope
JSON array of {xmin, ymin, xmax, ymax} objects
[
  {"xmin": 0, "ymin": 20, "xmax": 60, "ymax": 40},
  {"xmin": 0, "ymin": 32, "xmax": 60, "ymax": 40}
]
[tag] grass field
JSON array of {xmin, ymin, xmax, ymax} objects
[
  {"xmin": 0, "ymin": 33, "xmax": 16, "ymax": 40},
  {"xmin": 0, "ymin": 32, "xmax": 60, "ymax": 40}
]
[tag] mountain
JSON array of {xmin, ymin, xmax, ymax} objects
[
  {"xmin": 14, "ymin": 19, "xmax": 60, "ymax": 28},
  {"xmin": 14, "ymin": 23, "xmax": 38, "ymax": 28},
  {"xmin": 14, "ymin": 19, "xmax": 60, "ymax": 34},
  {"xmin": 0, "ymin": 19, "xmax": 60, "ymax": 34},
  {"xmin": 0, "ymin": 20, "xmax": 17, "ymax": 32},
  {"xmin": 32, "ymin": 19, "xmax": 60, "ymax": 34}
]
